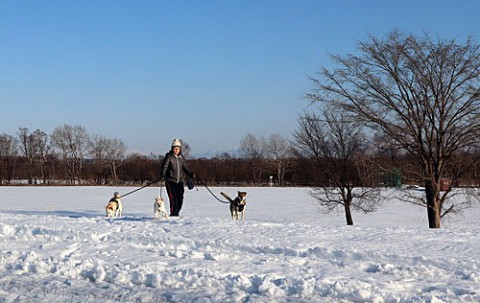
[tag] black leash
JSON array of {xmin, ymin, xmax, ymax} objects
[
  {"xmin": 121, "ymin": 178, "xmax": 163, "ymax": 198},
  {"xmin": 195, "ymin": 176, "xmax": 230, "ymax": 204},
  {"xmin": 120, "ymin": 175, "xmax": 229, "ymax": 204}
]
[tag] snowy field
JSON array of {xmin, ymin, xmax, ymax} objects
[{"xmin": 0, "ymin": 186, "xmax": 479, "ymax": 303}]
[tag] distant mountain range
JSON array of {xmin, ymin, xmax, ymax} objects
[{"xmin": 191, "ymin": 147, "xmax": 241, "ymax": 159}]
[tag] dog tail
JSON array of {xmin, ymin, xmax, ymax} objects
[{"xmin": 220, "ymin": 192, "xmax": 233, "ymax": 202}]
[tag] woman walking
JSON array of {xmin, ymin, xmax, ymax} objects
[{"xmin": 161, "ymin": 139, "xmax": 194, "ymax": 216}]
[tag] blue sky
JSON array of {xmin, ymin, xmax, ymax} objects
[{"xmin": 1, "ymin": 1, "xmax": 479, "ymax": 156}]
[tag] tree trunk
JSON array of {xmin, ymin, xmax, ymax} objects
[
  {"xmin": 344, "ymin": 201, "xmax": 354, "ymax": 225},
  {"xmin": 425, "ymin": 182, "xmax": 441, "ymax": 228},
  {"xmin": 427, "ymin": 203, "xmax": 441, "ymax": 228},
  {"xmin": 111, "ymin": 161, "xmax": 118, "ymax": 184}
]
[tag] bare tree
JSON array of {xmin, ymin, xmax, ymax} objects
[
  {"xmin": 105, "ymin": 138, "xmax": 127, "ymax": 184},
  {"xmin": 88, "ymin": 135, "xmax": 109, "ymax": 184},
  {"xmin": 17, "ymin": 127, "xmax": 35, "ymax": 184},
  {"xmin": 263, "ymin": 134, "xmax": 293, "ymax": 186},
  {"xmin": 294, "ymin": 111, "xmax": 380, "ymax": 225},
  {"xmin": 17, "ymin": 128, "xmax": 51, "ymax": 183},
  {"xmin": 51, "ymin": 125, "xmax": 89, "ymax": 184},
  {"xmin": 0, "ymin": 133, "xmax": 18, "ymax": 183},
  {"xmin": 240, "ymin": 133, "xmax": 265, "ymax": 184},
  {"xmin": 31, "ymin": 129, "xmax": 51, "ymax": 183},
  {"xmin": 307, "ymin": 30, "xmax": 480, "ymax": 228}
]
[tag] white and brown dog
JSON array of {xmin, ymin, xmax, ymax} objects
[
  {"xmin": 153, "ymin": 196, "xmax": 169, "ymax": 220},
  {"xmin": 105, "ymin": 192, "xmax": 123, "ymax": 218},
  {"xmin": 221, "ymin": 191, "xmax": 247, "ymax": 221}
]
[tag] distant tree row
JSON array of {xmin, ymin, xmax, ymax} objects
[
  {"xmin": 2, "ymin": 125, "xmax": 480, "ymax": 188},
  {"xmin": 0, "ymin": 126, "xmax": 311, "ymax": 186},
  {"xmin": 0, "ymin": 125, "xmax": 128, "ymax": 185}
]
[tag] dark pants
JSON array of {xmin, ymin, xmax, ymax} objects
[{"xmin": 166, "ymin": 181, "xmax": 185, "ymax": 216}]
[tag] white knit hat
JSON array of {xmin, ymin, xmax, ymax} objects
[{"xmin": 171, "ymin": 139, "xmax": 182, "ymax": 148}]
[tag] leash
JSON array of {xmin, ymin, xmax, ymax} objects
[
  {"xmin": 195, "ymin": 176, "xmax": 230, "ymax": 204},
  {"xmin": 120, "ymin": 178, "xmax": 163, "ymax": 198},
  {"xmin": 159, "ymin": 180, "xmax": 164, "ymax": 199}
]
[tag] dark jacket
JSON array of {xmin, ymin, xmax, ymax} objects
[{"xmin": 161, "ymin": 151, "xmax": 193, "ymax": 183}]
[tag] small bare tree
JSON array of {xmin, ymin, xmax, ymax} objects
[
  {"xmin": 294, "ymin": 111, "xmax": 380, "ymax": 225},
  {"xmin": 17, "ymin": 127, "xmax": 35, "ymax": 184},
  {"xmin": 263, "ymin": 134, "xmax": 293, "ymax": 186},
  {"xmin": 88, "ymin": 135, "xmax": 109, "ymax": 184},
  {"xmin": 105, "ymin": 138, "xmax": 127, "ymax": 184},
  {"xmin": 240, "ymin": 133, "xmax": 266, "ymax": 184},
  {"xmin": 51, "ymin": 125, "xmax": 89, "ymax": 184},
  {"xmin": 88, "ymin": 135, "xmax": 127, "ymax": 184},
  {"xmin": 30, "ymin": 129, "xmax": 50, "ymax": 183},
  {"xmin": 0, "ymin": 133, "xmax": 18, "ymax": 183},
  {"xmin": 307, "ymin": 30, "xmax": 480, "ymax": 228}
]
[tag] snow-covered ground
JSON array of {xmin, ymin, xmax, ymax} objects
[{"xmin": 0, "ymin": 186, "xmax": 479, "ymax": 303}]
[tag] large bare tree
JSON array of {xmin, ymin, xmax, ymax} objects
[
  {"xmin": 294, "ymin": 111, "xmax": 380, "ymax": 225},
  {"xmin": 307, "ymin": 30, "xmax": 480, "ymax": 228}
]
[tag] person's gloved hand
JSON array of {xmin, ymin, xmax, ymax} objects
[{"xmin": 187, "ymin": 178, "xmax": 194, "ymax": 190}]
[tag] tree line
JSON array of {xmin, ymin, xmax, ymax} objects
[
  {"xmin": 1, "ymin": 124, "xmax": 480, "ymax": 188},
  {"xmin": 0, "ymin": 126, "xmax": 319, "ymax": 186},
  {"xmin": 0, "ymin": 125, "xmax": 131, "ymax": 185}
]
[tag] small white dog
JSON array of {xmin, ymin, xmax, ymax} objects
[
  {"xmin": 105, "ymin": 192, "xmax": 123, "ymax": 218},
  {"xmin": 153, "ymin": 196, "xmax": 169, "ymax": 220}
]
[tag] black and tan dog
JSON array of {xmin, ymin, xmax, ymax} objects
[
  {"xmin": 221, "ymin": 191, "xmax": 247, "ymax": 221},
  {"xmin": 105, "ymin": 192, "xmax": 123, "ymax": 218}
]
